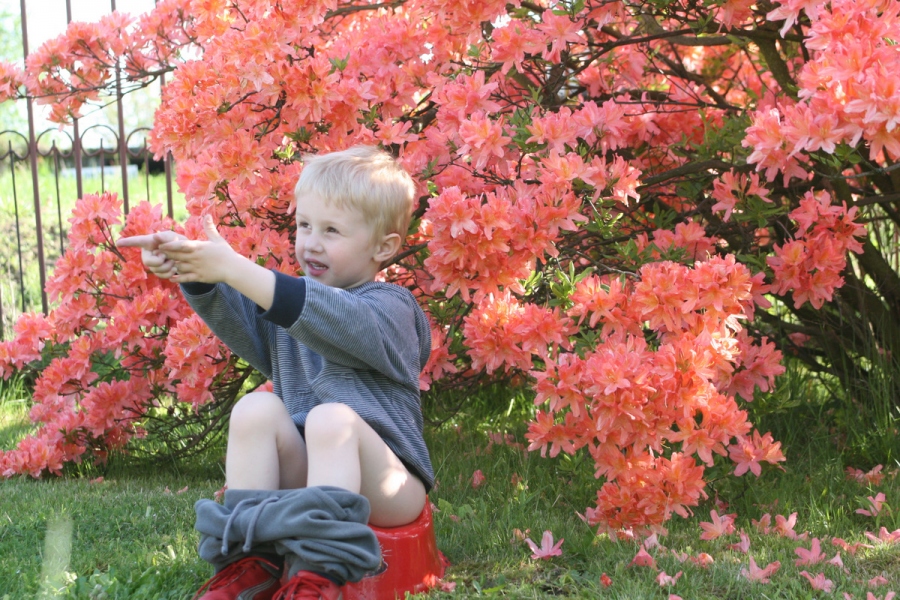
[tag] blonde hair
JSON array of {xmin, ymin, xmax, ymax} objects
[{"xmin": 294, "ymin": 146, "xmax": 416, "ymax": 243}]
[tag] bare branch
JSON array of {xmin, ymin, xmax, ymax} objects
[
  {"xmin": 325, "ymin": 0, "xmax": 409, "ymax": 19},
  {"xmin": 639, "ymin": 159, "xmax": 738, "ymax": 188}
]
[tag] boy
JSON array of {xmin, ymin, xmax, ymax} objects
[{"xmin": 117, "ymin": 146, "xmax": 434, "ymax": 600}]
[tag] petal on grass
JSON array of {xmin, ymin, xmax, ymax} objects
[
  {"xmin": 741, "ymin": 557, "xmax": 780, "ymax": 583},
  {"xmin": 795, "ymin": 537, "xmax": 826, "ymax": 566},
  {"xmin": 699, "ymin": 510, "xmax": 736, "ymax": 540},
  {"xmin": 630, "ymin": 546, "xmax": 657, "ymax": 568},
  {"xmin": 656, "ymin": 570, "xmax": 682, "ymax": 587},
  {"xmin": 524, "ymin": 530, "xmax": 563, "ymax": 560},
  {"xmin": 471, "ymin": 469, "xmax": 486, "ymax": 489},
  {"xmin": 799, "ymin": 571, "xmax": 834, "ymax": 593}
]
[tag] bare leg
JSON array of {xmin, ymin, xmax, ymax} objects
[
  {"xmin": 225, "ymin": 392, "xmax": 308, "ymax": 490},
  {"xmin": 304, "ymin": 403, "xmax": 426, "ymax": 527}
]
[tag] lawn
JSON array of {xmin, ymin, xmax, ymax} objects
[{"xmin": 1, "ymin": 369, "xmax": 898, "ymax": 599}]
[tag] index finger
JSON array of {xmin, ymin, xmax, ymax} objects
[{"xmin": 116, "ymin": 234, "xmax": 159, "ymax": 250}]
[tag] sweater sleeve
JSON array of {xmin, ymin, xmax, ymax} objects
[
  {"xmin": 269, "ymin": 279, "xmax": 425, "ymax": 385},
  {"xmin": 181, "ymin": 282, "xmax": 279, "ymax": 378}
]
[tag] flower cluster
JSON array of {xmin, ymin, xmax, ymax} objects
[
  {"xmin": 747, "ymin": 0, "xmax": 900, "ymax": 181},
  {"xmin": 0, "ymin": 60, "xmax": 23, "ymax": 104},
  {"xmin": 0, "ymin": 193, "xmax": 235, "ymax": 477},
  {"xmin": 425, "ymin": 184, "xmax": 587, "ymax": 301},
  {"xmin": 525, "ymin": 257, "xmax": 784, "ymax": 535},
  {"xmin": 462, "ymin": 294, "xmax": 574, "ymax": 374},
  {"xmin": 767, "ymin": 190, "xmax": 867, "ymax": 309},
  {"xmin": 22, "ymin": 0, "xmax": 196, "ymax": 122}
]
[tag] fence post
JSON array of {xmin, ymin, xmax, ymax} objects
[
  {"xmin": 53, "ymin": 145, "xmax": 64, "ymax": 257},
  {"xmin": 19, "ymin": 0, "xmax": 48, "ymax": 315},
  {"xmin": 66, "ymin": 0, "xmax": 83, "ymax": 201},
  {"xmin": 7, "ymin": 139, "xmax": 27, "ymax": 315},
  {"xmin": 111, "ymin": 0, "xmax": 130, "ymax": 214}
]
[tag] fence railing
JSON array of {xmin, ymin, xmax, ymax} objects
[{"xmin": 0, "ymin": 0, "xmax": 176, "ymax": 341}]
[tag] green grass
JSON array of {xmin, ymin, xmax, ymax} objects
[
  {"xmin": 2, "ymin": 384, "xmax": 899, "ymax": 599},
  {"xmin": 1, "ymin": 471, "xmax": 221, "ymax": 600},
  {"xmin": 0, "ymin": 376, "xmax": 31, "ymax": 449}
]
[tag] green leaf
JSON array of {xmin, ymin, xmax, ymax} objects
[{"xmin": 328, "ymin": 54, "xmax": 349, "ymax": 73}]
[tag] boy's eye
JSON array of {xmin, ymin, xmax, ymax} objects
[
  {"xmin": 326, "ymin": 227, "xmax": 339, "ymax": 234},
  {"xmin": 298, "ymin": 221, "xmax": 310, "ymax": 229}
]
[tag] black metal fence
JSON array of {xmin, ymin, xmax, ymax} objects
[{"xmin": 0, "ymin": 0, "xmax": 176, "ymax": 340}]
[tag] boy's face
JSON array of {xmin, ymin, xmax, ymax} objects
[{"xmin": 294, "ymin": 192, "xmax": 389, "ymax": 289}]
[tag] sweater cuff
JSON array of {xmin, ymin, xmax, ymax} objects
[
  {"xmin": 259, "ymin": 271, "xmax": 306, "ymax": 328},
  {"xmin": 180, "ymin": 282, "xmax": 217, "ymax": 295}
]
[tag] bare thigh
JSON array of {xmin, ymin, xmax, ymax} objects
[
  {"xmin": 305, "ymin": 403, "xmax": 426, "ymax": 527},
  {"xmin": 226, "ymin": 391, "xmax": 309, "ymax": 490}
]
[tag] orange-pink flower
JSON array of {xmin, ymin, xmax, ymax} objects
[
  {"xmin": 656, "ymin": 570, "xmax": 682, "ymax": 587},
  {"xmin": 728, "ymin": 430, "xmax": 786, "ymax": 477},
  {"xmin": 846, "ymin": 465, "xmax": 885, "ymax": 486},
  {"xmin": 856, "ymin": 493, "xmax": 887, "ymax": 518},
  {"xmin": 774, "ymin": 512, "xmax": 807, "ymax": 539},
  {"xmin": 794, "ymin": 538, "xmax": 826, "ymax": 566},
  {"xmin": 741, "ymin": 557, "xmax": 781, "ymax": 583},
  {"xmin": 629, "ymin": 546, "xmax": 657, "ymax": 568},
  {"xmin": 524, "ymin": 530, "xmax": 563, "ymax": 560},
  {"xmin": 832, "ymin": 536, "xmax": 872, "ymax": 555},
  {"xmin": 699, "ymin": 510, "xmax": 737, "ymax": 540},
  {"xmin": 799, "ymin": 571, "xmax": 834, "ymax": 593},
  {"xmin": 864, "ymin": 527, "xmax": 900, "ymax": 545}
]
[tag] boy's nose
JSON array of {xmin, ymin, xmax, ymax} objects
[{"xmin": 304, "ymin": 233, "xmax": 323, "ymax": 252}]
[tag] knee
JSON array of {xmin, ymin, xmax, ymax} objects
[
  {"xmin": 229, "ymin": 392, "xmax": 285, "ymax": 436},
  {"xmin": 305, "ymin": 403, "xmax": 359, "ymax": 444}
]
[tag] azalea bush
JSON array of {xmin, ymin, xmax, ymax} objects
[{"xmin": 1, "ymin": 0, "xmax": 898, "ymax": 535}]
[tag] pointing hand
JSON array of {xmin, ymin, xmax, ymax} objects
[
  {"xmin": 117, "ymin": 231, "xmax": 185, "ymax": 279},
  {"xmin": 154, "ymin": 215, "xmax": 237, "ymax": 284}
]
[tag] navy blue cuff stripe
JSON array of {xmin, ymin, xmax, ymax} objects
[
  {"xmin": 259, "ymin": 271, "xmax": 306, "ymax": 328},
  {"xmin": 180, "ymin": 282, "xmax": 216, "ymax": 295}
]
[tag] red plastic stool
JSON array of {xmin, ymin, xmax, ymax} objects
[{"xmin": 343, "ymin": 500, "xmax": 446, "ymax": 600}]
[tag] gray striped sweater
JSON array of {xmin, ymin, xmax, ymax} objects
[{"xmin": 181, "ymin": 272, "xmax": 434, "ymax": 490}]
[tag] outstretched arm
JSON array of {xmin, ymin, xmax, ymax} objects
[{"xmin": 117, "ymin": 215, "xmax": 276, "ymax": 310}]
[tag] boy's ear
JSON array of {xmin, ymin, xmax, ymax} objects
[{"xmin": 374, "ymin": 232, "xmax": 402, "ymax": 263}]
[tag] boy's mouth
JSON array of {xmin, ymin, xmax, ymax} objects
[{"xmin": 305, "ymin": 259, "xmax": 328, "ymax": 276}]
